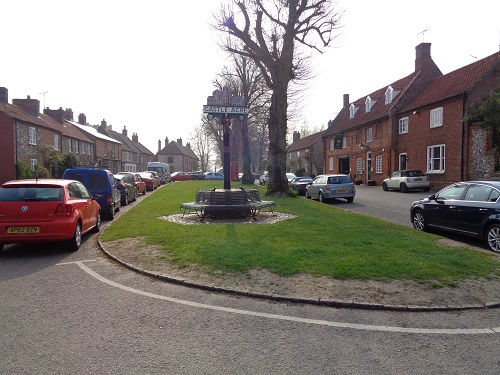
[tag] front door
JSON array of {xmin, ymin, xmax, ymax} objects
[{"xmin": 338, "ymin": 157, "xmax": 350, "ymax": 175}]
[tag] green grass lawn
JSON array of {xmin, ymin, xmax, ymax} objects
[{"xmin": 100, "ymin": 181, "xmax": 499, "ymax": 285}]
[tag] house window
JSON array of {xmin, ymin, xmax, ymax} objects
[
  {"xmin": 366, "ymin": 128, "xmax": 373, "ymax": 143},
  {"xmin": 399, "ymin": 153, "xmax": 407, "ymax": 170},
  {"xmin": 167, "ymin": 157, "xmax": 174, "ymax": 163},
  {"xmin": 75, "ymin": 141, "xmax": 79, "ymax": 154},
  {"xmin": 375, "ymin": 155, "xmax": 383, "ymax": 173},
  {"xmin": 296, "ymin": 151, "xmax": 300, "ymax": 158},
  {"xmin": 329, "ymin": 156, "xmax": 334, "ymax": 171},
  {"xmin": 87, "ymin": 144, "xmax": 91, "ymax": 155},
  {"xmin": 342, "ymin": 137, "xmax": 346, "ymax": 149},
  {"xmin": 30, "ymin": 159, "xmax": 37, "ymax": 171},
  {"xmin": 385, "ymin": 86, "xmax": 393, "ymax": 104},
  {"xmin": 399, "ymin": 117, "xmax": 408, "ymax": 134},
  {"xmin": 29, "ymin": 127, "xmax": 37, "ymax": 145},
  {"xmin": 329, "ymin": 139, "xmax": 334, "ymax": 151},
  {"xmin": 54, "ymin": 135, "xmax": 59, "ymax": 150},
  {"xmin": 427, "ymin": 144, "xmax": 445, "ymax": 173},
  {"xmin": 356, "ymin": 158, "xmax": 363, "ymax": 174},
  {"xmin": 68, "ymin": 140, "xmax": 72, "ymax": 153},
  {"xmin": 365, "ymin": 96, "xmax": 372, "ymax": 112},
  {"xmin": 349, "ymin": 103, "xmax": 357, "ymax": 119},
  {"xmin": 81, "ymin": 142, "xmax": 85, "ymax": 155},
  {"xmin": 430, "ymin": 107, "xmax": 443, "ymax": 128},
  {"xmin": 104, "ymin": 149, "xmax": 107, "ymax": 157}
]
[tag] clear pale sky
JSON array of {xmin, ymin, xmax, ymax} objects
[{"xmin": 3, "ymin": 0, "xmax": 499, "ymax": 154}]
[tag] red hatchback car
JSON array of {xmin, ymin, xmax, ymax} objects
[{"xmin": 0, "ymin": 179, "xmax": 101, "ymax": 252}]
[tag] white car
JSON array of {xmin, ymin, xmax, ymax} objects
[
  {"xmin": 259, "ymin": 171, "xmax": 269, "ymax": 186},
  {"xmin": 382, "ymin": 170, "xmax": 430, "ymax": 193},
  {"xmin": 286, "ymin": 173, "xmax": 297, "ymax": 183}
]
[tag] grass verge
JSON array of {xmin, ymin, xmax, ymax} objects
[{"xmin": 101, "ymin": 181, "xmax": 499, "ymax": 284}]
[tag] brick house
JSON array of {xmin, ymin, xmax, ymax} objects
[
  {"xmin": 287, "ymin": 131, "xmax": 324, "ymax": 176},
  {"xmin": 71, "ymin": 117, "xmax": 122, "ymax": 174},
  {"xmin": 42, "ymin": 107, "xmax": 95, "ymax": 168},
  {"xmin": 323, "ymin": 43, "xmax": 500, "ymax": 190},
  {"xmin": 0, "ymin": 89, "xmax": 66, "ymax": 183},
  {"xmin": 98, "ymin": 124, "xmax": 154, "ymax": 173},
  {"xmin": 157, "ymin": 137, "xmax": 199, "ymax": 172}
]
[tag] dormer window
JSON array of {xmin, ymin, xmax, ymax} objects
[
  {"xmin": 365, "ymin": 96, "xmax": 373, "ymax": 112},
  {"xmin": 349, "ymin": 103, "xmax": 358, "ymax": 119},
  {"xmin": 385, "ymin": 86, "xmax": 393, "ymax": 104}
]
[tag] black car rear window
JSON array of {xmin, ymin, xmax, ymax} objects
[
  {"xmin": 328, "ymin": 176, "xmax": 351, "ymax": 184},
  {"xmin": 64, "ymin": 171, "xmax": 85, "ymax": 184},
  {"xmin": 0, "ymin": 187, "xmax": 63, "ymax": 201},
  {"xmin": 88, "ymin": 173, "xmax": 109, "ymax": 190},
  {"xmin": 403, "ymin": 170, "xmax": 424, "ymax": 177}
]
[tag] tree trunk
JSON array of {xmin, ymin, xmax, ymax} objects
[{"xmin": 266, "ymin": 87, "xmax": 289, "ymax": 196}]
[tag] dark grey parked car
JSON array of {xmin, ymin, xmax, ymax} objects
[{"xmin": 411, "ymin": 180, "xmax": 500, "ymax": 252}]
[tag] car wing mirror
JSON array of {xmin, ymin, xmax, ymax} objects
[{"xmin": 429, "ymin": 194, "xmax": 436, "ymax": 200}]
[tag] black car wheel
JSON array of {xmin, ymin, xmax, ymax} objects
[
  {"xmin": 67, "ymin": 221, "xmax": 82, "ymax": 251},
  {"xmin": 400, "ymin": 183, "xmax": 409, "ymax": 193},
  {"xmin": 93, "ymin": 212, "xmax": 101, "ymax": 233},
  {"xmin": 486, "ymin": 224, "xmax": 500, "ymax": 253},
  {"xmin": 319, "ymin": 192, "xmax": 325, "ymax": 203},
  {"xmin": 412, "ymin": 209, "xmax": 426, "ymax": 231},
  {"xmin": 305, "ymin": 190, "xmax": 311, "ymax": 199},
  {"xmin": 107, "ymin": 205, "xmax": 115, "ymax": 220},
  {"xmin": 346, "ymin": 197, "xmax": 354, "ymax": 203},
  {"xmin": 382, "ymin": 182, "xmax": 388, "ymax": 191}
]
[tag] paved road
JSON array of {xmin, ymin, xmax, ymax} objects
[
  {"xmin": 1, "ymin": 185, "xmax": 499, "ymax": 374},
  {"xmin": 317, "ymin": 184, "xmax": 432, "ymax": 227}
]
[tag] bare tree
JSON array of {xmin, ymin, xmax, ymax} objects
[
  {"xmin": 214, "ymin": 0, "xmax": 342, "ymax": 195},
  {"xmin": 189, "ymin": 117, "xmax": 215, "ymax": 172}
]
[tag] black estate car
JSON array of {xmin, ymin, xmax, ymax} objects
[{"xmin": 410, "ymin": 180, "xmax": 500, "ymax": 252}]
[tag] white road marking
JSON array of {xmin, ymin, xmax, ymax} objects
[{"xmin": 59, "ymin": 260, "xmax": 500, "ymax": 335}]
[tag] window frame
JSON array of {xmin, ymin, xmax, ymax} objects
[
  {"xmin": 375, "ymin": 155, "xmax": 383, "ymax": 174},
  {"xmin": 430, "ymin": 107, "xmax": 443, "ymax": 128},
  {"xmin": 29, "ymin": 127, "xmax": 37, "ymax": 145},
  {"xmin": 427, "ymin": 144, "xmax": 445, "ymax": 173},
  {"xmin": 366, "ymin": 128, "xmax": 373, "ymax": 143},
  {"xmin": 399, "ymin": 117, "xmax": 409, "ymax": 134}
]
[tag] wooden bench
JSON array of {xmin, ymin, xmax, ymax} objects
[
  {"xmin": 180, "ymin": 190, "xmax": 209, "ymax": 218},
  {"xmin": 247, "ymin": 189, "xmax": 276, "ymax": 217},
  {"xmin": 180, "ymin": 188, "xmax": 276, "ymax": 221}
]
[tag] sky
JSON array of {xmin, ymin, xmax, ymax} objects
[{"xmin": 2, "ymin": 1, "xmax": 500, "ymax": 154}]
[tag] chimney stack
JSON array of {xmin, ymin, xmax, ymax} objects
[
  {"xmin": 177, "ymin": 138, "xmax": 182, "ymax": 146},
  {"xmin": 292, "ymin": 131, "xmax": 300, "ymax": 143},
  {"xmin": 43, "ymin": 107, "xmax": 65, "ymax": 123},
  {"xmin": 158, "ymin": 140, "xmax": 161, "ymax": 152},
  {"xmin": 415, "ymin": 42, "xmax": 432, "ymax": 72},
  {"xmin": 78, "ymin": 113, "xmax": 86, "ymax": 125},
  {"xmin": 0, "ymin": 87, "xmax": 8, "ymax": 103},
  {"xmin": 12, "ymin": 95, "xmax": 40, "ymax": 115},
  {"xmin": 64, "ymin": 108, "xmax": 73, "ymax": 121},
  {"xmin": 343, "ymin": 94, "xmax": 350, "ymax": 108},
  {"xmin": 165, "ymin": 136, "xmax": 169, "ymax": 146},
  {"xmin": 122, "ymin": 126, "xmax": 127, "ymax": 137},
  {"xmin": 132, "ymin": 133, "xmax": 138, "ymax": 143}
]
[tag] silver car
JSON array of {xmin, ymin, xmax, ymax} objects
[
  {"xmin": 305, "ymin": 174, "xmax": 355, "ymax": 203},
  {"xmin": 383, "ymin": 170, "xmax": 430, "ymax": 193}
]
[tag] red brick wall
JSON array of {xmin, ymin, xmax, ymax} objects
[{"xmin": 0, "ymin": 112, "xmax": 16, "ymax": 184}]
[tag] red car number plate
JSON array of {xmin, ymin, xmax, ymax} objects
[{"xmin": 8, "ymin": 226, "xmax": 40, "ymax": 234}]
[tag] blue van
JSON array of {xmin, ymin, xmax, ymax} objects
[{"xmin": 62, "ymin": 168, "xmax": 121, "ymax": 220}]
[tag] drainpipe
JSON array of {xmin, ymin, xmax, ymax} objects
[{"xmin": 461, "ymin": 93, "xmax": 467, "ymax": 181}]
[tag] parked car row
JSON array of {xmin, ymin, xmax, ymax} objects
[{"xmin": 0, "ymin": 168, "xmax": 161, "ymax": 253}]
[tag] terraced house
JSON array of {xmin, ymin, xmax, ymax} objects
[
  {"xmin": 0, "ymin": 87, "xmax": 155, "ymax": 184},
  {"xmin": 323, "ymin": 43, "xmax": 500, "ymax": 190}
]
